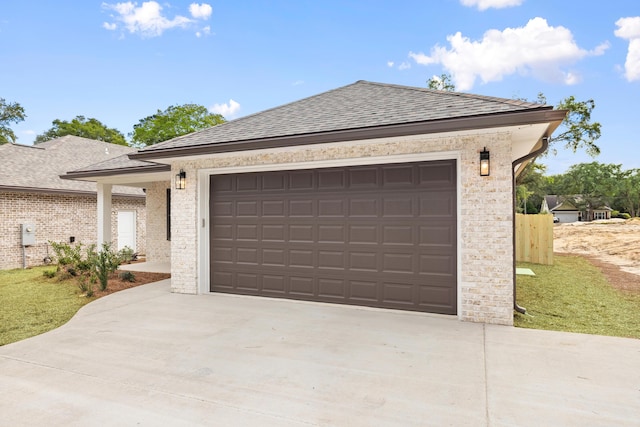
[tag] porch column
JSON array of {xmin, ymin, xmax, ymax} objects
[{"xmin": 97, "ymin": 183, "xmax": 112, "ymax": 246}]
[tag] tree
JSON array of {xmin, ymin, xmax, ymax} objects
[
  {"xmin": 35, "ymin": 116, "xmax": 127, "ymax": 146},
  {"xmin": 427, "ymin": 74, "xmax": 456, "ymax": 91},
  {"xmin": 424, "ymin": 73, "xmax": 602, "ymax": 159},
  {"xmin": 550, "ymin": 96, "xmax": 601, "ymax": 157},
  {"xmin": 130, "ymin": 104, "xmax": 225, "ymax": 147},
  {"xmin": 612, "ymin": 168, "xmax": 640, "ymax": 217},
  {"xmin": 0, "ymin": 97, "xmax": 26, "ymax": 144},
  {"xmin": 551, "ymin": 162, "xmax": 621, "ymax": 220}
]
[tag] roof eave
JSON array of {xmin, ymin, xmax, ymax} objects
[
  {"xmin": 130, "ymin": 108, "xmax": 566, "ymax": 161},
  {"xmin": 60, "ymin": 164, "xmax": 171, "ymax": 180}
]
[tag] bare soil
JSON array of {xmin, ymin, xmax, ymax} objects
[{"xmin": 554, "ymin": 218, "xmax": 640, "ymax": 294}]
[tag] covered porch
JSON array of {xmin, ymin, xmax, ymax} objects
[{"xmin": 61, "ymin": 155, "xmax": 173, "ymax": 267}]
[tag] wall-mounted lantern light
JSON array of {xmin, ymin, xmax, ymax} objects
[
  {"xmin": 479, "ymin": 147, "xmax": 490, "ymax": 176},
  {"xmin": 175, "ymin": 169, "xmax": 186, "ymax": 190}
]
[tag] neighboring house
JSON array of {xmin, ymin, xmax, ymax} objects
[
  {"xmin": 63, "ymin": 81, "xmax": 566, "ymax": 325},
  {"xmin": 541, "ymin": 195, "xmax": 612, "ymax": 223},
  {"xmin": 0, "ymin": 136, "xmax": 146, "ymax": 270}
]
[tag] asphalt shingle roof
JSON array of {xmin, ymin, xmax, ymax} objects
[
  {"xmin": 140, "ymin": 80, "xmax": 550, "ymax": 152},
  {"xmin": 0, "ymin": 136, "xmax": 143, "ymax": 196}
]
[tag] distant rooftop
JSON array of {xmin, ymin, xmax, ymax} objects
[{"xmin": 0, "ymin": 136, "xmax": 144, "ymax": 196}]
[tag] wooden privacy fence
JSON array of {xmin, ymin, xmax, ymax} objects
[{"xmin": 515, "ymin": 214, "xmax": 554, "ymax": 265}]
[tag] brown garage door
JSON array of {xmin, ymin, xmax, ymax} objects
[{"xmin": 209, "ymin": 160, "xmax": 457, "ymax": 314}]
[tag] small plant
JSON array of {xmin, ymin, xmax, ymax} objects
[
  {"xmin": 42, "ymin": 270, "xmax": 56, "ymax": 279},
  {"xmin": 118, "ymin": 246, "xmax": 135, "ymax": 264},
  {"xmin": 118, "ymin": 271, "xmax": 136, "ymax": 282},
  {"xmin": 95, "ymin": 243, "xmax": 121, "ymax": 291},
  {"xmin": 77, "ymin": 275, "xmax": 94, "ymax": 297}
]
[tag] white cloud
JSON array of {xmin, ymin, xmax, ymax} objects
[
  {"xmin": 409, "ymin": 17, "xmax": 608, "ymax": 90},
  {"xmin": 195, "ymin": 25, "xmax": 210, "ymax": 38},
  {"xmin": 292, "ymin": 80, "xmax": 304, "ymax": 86},
  {"xmin": 398, "ymin": 61, "xmax": 411, "ymax": 70},
  {"xmin": 615, "ymin": 16, "xmax": 640, "ymax": 81},
  {"xmin": 460, "ymin": 0, "xmax": 523, "ymax": 11},
  {"xmin": 103, "ymin": 22, "xmax": 117, "ymax": 30},
  {"xmin": 387, "ymin": 61, "xmax": 394, "ymax": 67},
  {"xmin": 189, "ymin": 3, "xmax": 212, "ymax": 19},
  {"xmin": 210, "ymin": 99, "xmax": 240, "ymax": 118},
  {"xmin": 102, "ymin": 1, "xmax": 193, "ymax": 38}
]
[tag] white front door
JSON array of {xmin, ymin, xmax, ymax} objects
[{"xmin": 117, "ymin": 210, "xmax": 136, "ymax": 251}]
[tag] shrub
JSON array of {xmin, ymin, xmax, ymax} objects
[
  {"xmin": 118, "ymin": 246, "xmax": 135, "ymax": 264},
  {"xmin": 78, "ymin": 275, "xmax": 94, "ymax": 297},
  {"xmin": 95, "ymin": 243, "xmax": 121, "ymax": 291},
  {"xmin": 42, "ymin": 270, "xmax": 56, "ymax": 279},
  {"xmin": 49, "ymin": 241, "xmax": 84, "ymax": 270},
  {"xmin": 118, "ymin": 271, "xmax": 136, "ymax": 282}
]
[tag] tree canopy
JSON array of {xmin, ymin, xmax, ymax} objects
[
  {"xmin": 0, "ymin": 97, "xmax": 27, "ymax": 144},
  {"xmin": 130, "ymin": 104, "xmax": 225, "ymax": 147},
  {"xmin": 425, "ymin": 74, "xmax": 602, "ymax": 159},
  {"xmin": 35, "ymin": 115, "xmax": 127, "ymax": 146},
  {"xmin": 516, "ymin": 161, "xmax": 640, "ymax": 218}
]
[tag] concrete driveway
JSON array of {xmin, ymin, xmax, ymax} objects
[{"xmin": 1, "ymin": 280, "xmax": 639, "ymax": 426}]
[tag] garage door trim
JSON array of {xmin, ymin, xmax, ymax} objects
[{"xmin": 196, "ymin": 150, "xmax": 462, "ymax": 317}]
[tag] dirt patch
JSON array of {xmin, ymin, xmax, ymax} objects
[
  {"xmin": 91, "ymin": 270, "xmax": 171, "ymax": 298},
  {"xmin": 553, "ymin": 219, "xmax": 640, "ymax": 295}
]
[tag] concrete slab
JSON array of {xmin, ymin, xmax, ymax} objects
[
  {"xmin": 119, "ymin": 261, "xmax": 171, "ymax": 274},
  {"xmin": 1, "ymin": 280, "xmax": 639, "ymax": 426}
]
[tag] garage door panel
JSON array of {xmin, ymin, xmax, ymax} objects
[
  {"xmin": 419, "ymin": 193, "xmax": 455, "ymax": 217},
  {"xmin": 210, "ymin": 160, "xmax": 457, "ymax": 314},
  {"xmin": 419, "ymin": 163, "xmax": 456, "ymax": 186},
  {"xmin": 290, "ymin": 276, "xmax": 314, "ymax": 296},
  {"xmin": 262, "ymin": 275, "xmax": 286, "ymax": 293},
  {"xmin": 349, "ymin": 251, "xmax": 378, "ymax": 271},
  {"xmin": 318, "ymin": 170, "xmax": 346, "ymax": 189},
  {"xmin": 419, "ymin": 225, "xmax": 455, "ymax": 247},
  {"xmin": 318, "ymin": 278, "xmax": 345, "ymax": 299},
  {"xmin": 419, "ymin": 255, "xmax": 456, "ymax": 276},
  {"xmin": 350, "ymin": 198, "xmax": 378, "ymax": 217},
  {"xmin": 289, "ymin": 200, "xmax": 314, "ymax": 216},
  {"xmin": 382, "ymin": 197, "xmax": 414, "ymax": 217},
  {"xmin": 382, "ymin": 165, "xmax": 415, "ymax": 187},
  {"xmin": 349, "ymin": 168, "xmax": 378, "ymax": 187},
  {"xmin": 237, "ymin": 174, "xmax": 259, "ymax": 191}
]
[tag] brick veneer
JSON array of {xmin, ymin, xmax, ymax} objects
[
  {"xmin": 169, "ymin": 132, "xmax": 515, "ymax": 325},
  {"xmin": 0, "ymin": 191, "xmax": 146, "ymax": 270},
  {"xmin": 145, "ymin": 182, "xmax": 171, "ymax": 264}
]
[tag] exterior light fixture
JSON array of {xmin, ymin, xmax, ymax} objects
[
  {"xmin": 175, "ymin": 169, "xmax": 186, "ymax": 190},
  {"xmin": 479, "ymin": 147, "xmax": 490, "ymax": 176}
]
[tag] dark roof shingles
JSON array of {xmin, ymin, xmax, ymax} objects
[
  {"xmin": 0, "ymin": 136, "xmax": 143, "ymax": 196},
  {"xmin": 141, "ymin": 80, "xmax": 550, "ymax": 152}
]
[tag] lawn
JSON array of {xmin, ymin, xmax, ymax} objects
[
  {"xmin": 0, "ymin": 266, "xmax": 89, "ymax": 346},
  {"xmin": 515, "ymin": 254, "xmax": 640, "ymax": 339},
  {"xmin": 0, "ymin": 266, "xmax": 170, "ymax": 346}
]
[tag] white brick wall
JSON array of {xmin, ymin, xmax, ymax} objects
[
  {"xmin": 145, "ymin": 182, "xmax": 171, "ymax": 264},
  {"xmin": 169, "ymin": 132, "xmax": 515, "ymax": 324},
  {"xmin": 0, "ymin": 192, "xmax": 146, "ymax": 270}
]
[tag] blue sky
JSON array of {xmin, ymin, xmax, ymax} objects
[{"xmin": 1, "ymin": 0, "xmax": 638, "ymax": 174}]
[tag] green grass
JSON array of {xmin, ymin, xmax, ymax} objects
[
  {"xmin": 0, "ymin": 266, "xmax": 91, "ymax": 346},
  {"xmin": 515, "ymin": 255, "xmax": 640, "ymax": 339}
]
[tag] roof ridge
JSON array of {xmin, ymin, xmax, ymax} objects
[{"xmin": 358, "ymin": 80, "xmax": 551, "ymax": 109}]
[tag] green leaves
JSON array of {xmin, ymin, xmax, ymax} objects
[
  {"xmin": 34, "ymin": 115, "xmax": 128, "ymax": 146},
  {"xmin": 130, "ymin": 103, "xmax": 225, "ymax": 146},
  {"xmin": 0, "ymin": 97, "xmax": 26, "ymax": 144},
  {"xmin": 553, "ymin": 96, "xmax": 602, "ymax": 157}
]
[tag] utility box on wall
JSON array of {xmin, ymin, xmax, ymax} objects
[{"xmin": 21, "ymin": 224, "xmax": 36, "ymax": 246}]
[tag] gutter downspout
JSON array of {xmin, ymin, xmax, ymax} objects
[{"xmin": 512, "ymin": 136, "xmax": 550, "ymax": 314}]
